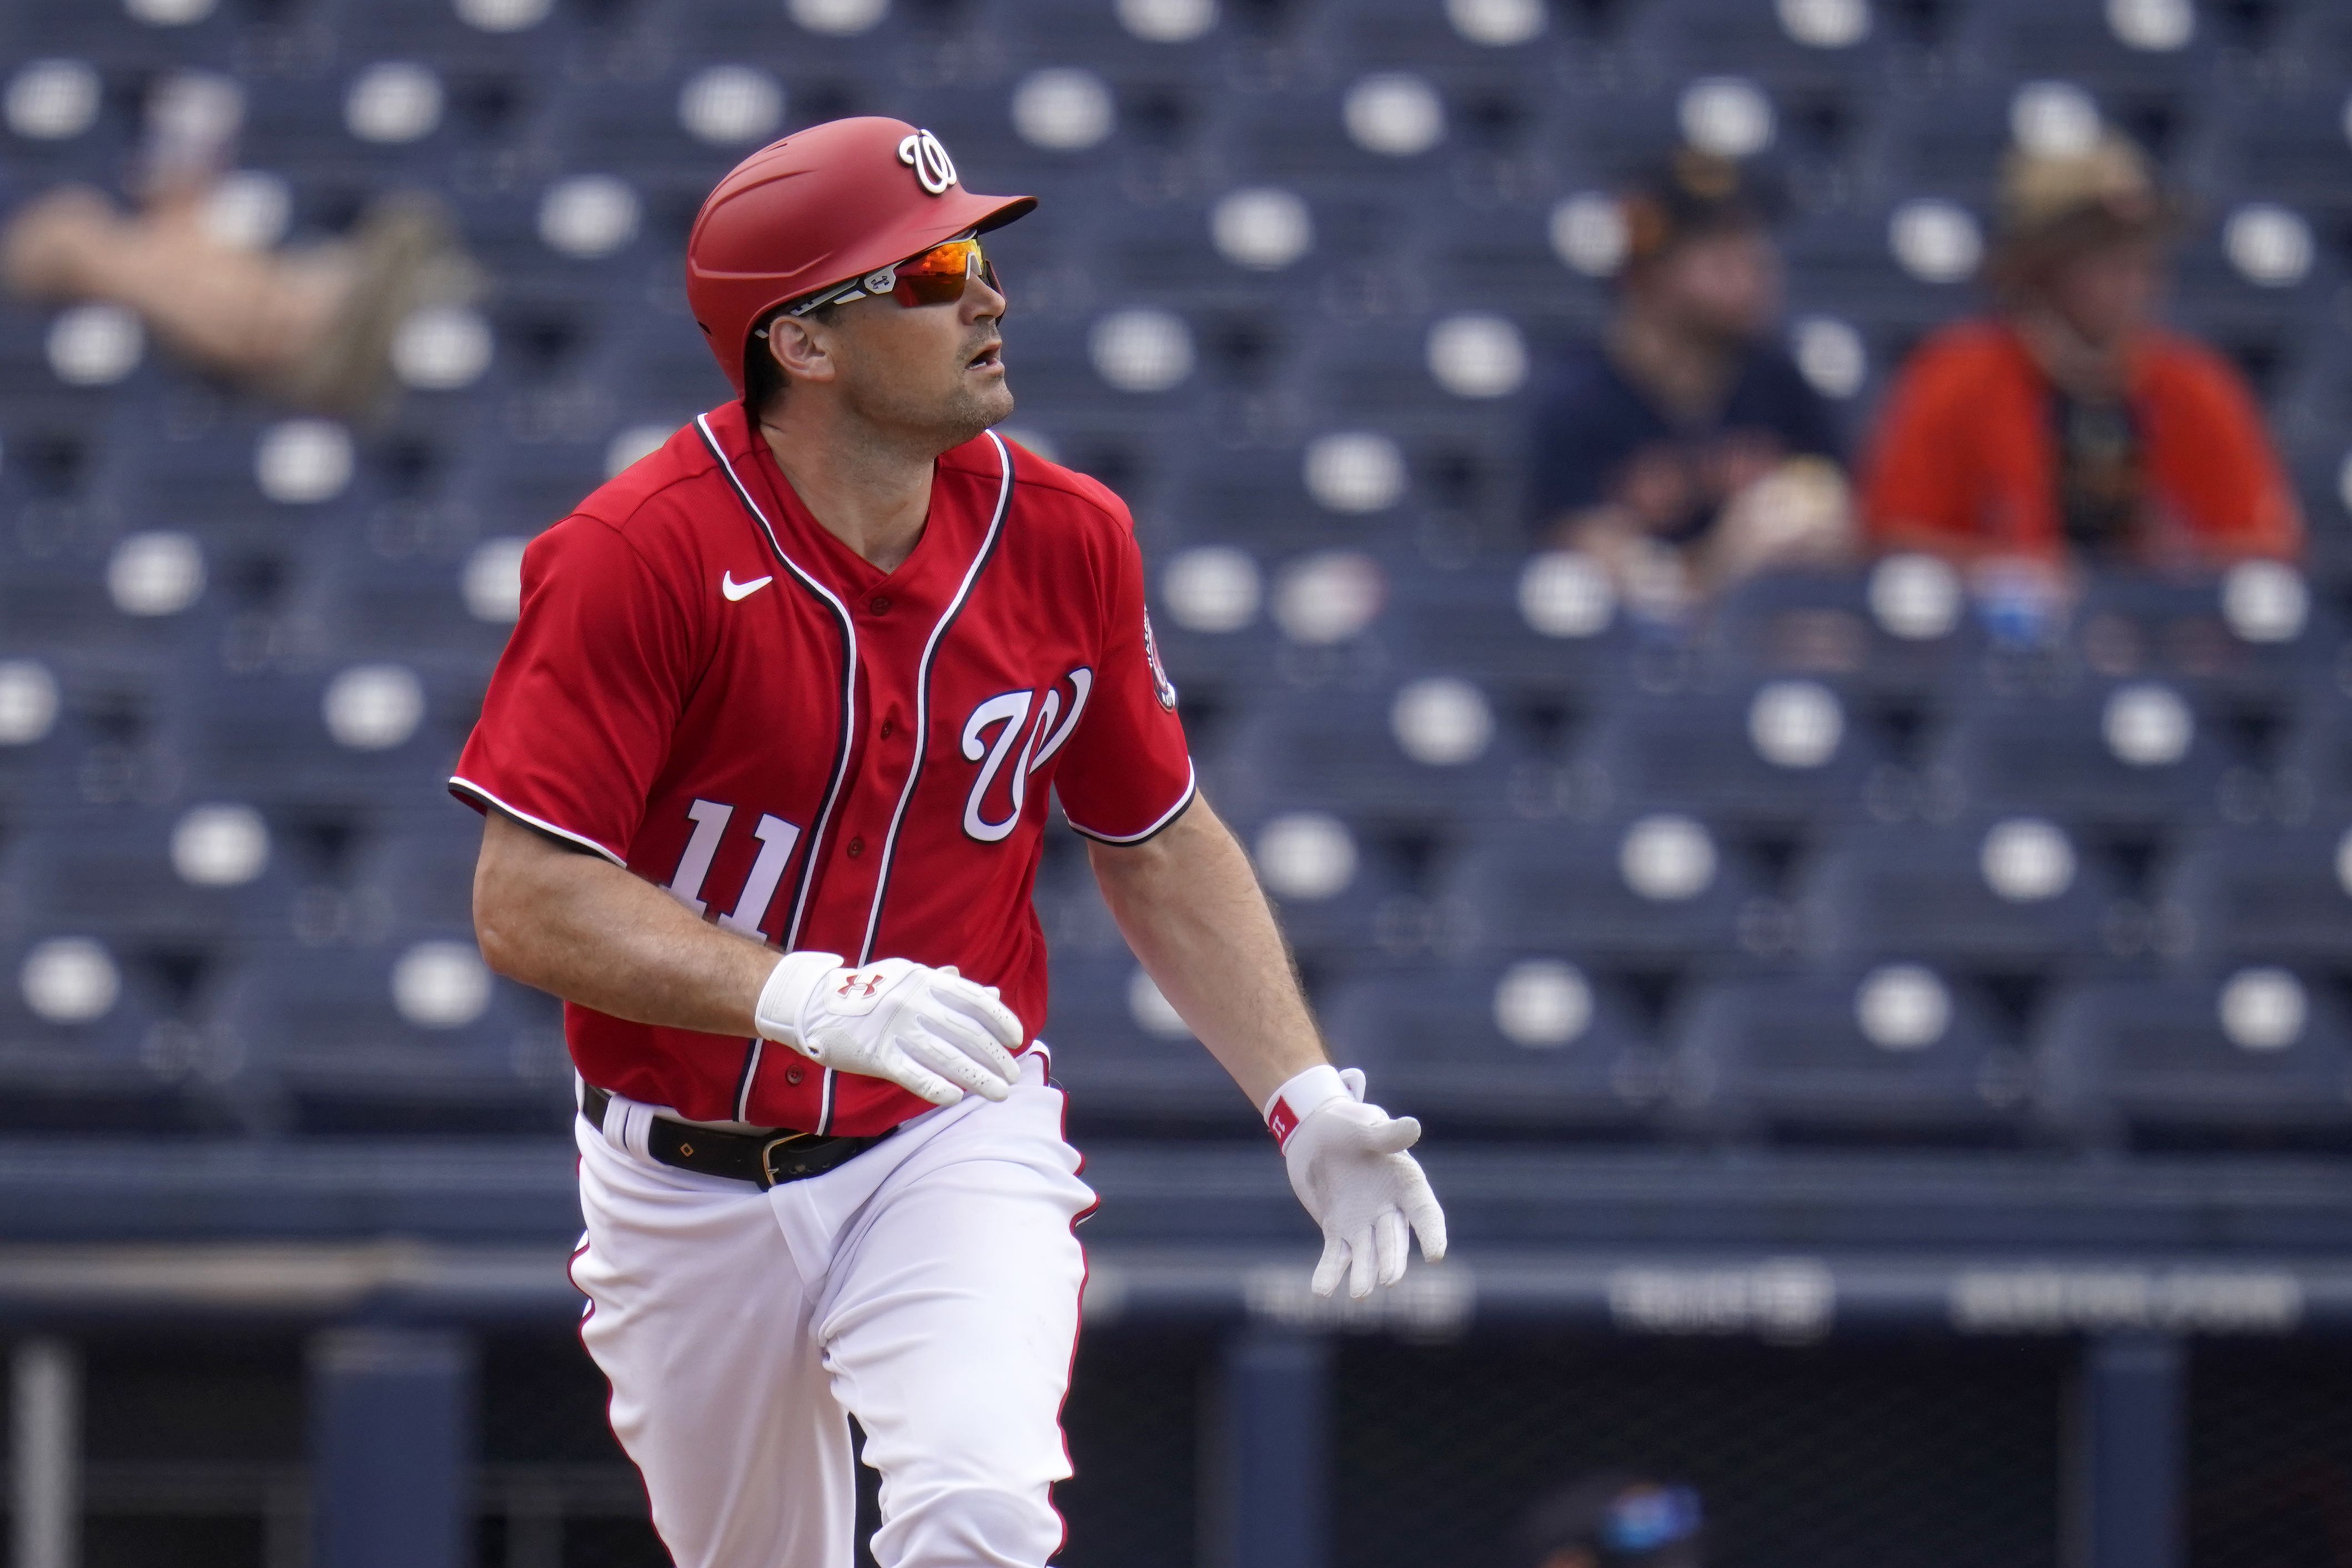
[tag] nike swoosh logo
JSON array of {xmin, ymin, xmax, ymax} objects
[{"xmin": 722, "ymin": 570, "xmax": 773, "ymax": 602}]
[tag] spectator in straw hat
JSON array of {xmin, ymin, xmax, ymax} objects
[{"xmin": 1861, "ymin": 130, "xmax": 2301, "ymax": 580}]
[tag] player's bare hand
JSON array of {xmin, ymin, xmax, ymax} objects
[
  {"xmin": 755, "ymin": 952, "xmax": 1023, "ymax": 1107},
  {"xmin": 1276, "ymin": 1066, "xmax": 1448, "ymax": 1299}
]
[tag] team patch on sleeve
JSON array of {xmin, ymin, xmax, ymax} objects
[{"xmin": 1142, "ymin": 609, "xmax": 1178, "ymax": 711}]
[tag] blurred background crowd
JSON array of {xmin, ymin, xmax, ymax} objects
[{"xmin": 0, "ymin": 0, "xmax": 2349, "ymax": 1565}]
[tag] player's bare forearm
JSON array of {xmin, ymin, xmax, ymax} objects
[
  {"xmin": 473, "ymin": 809, "xmax": 775, "ymax": 1038},
  {"xmin": 1084, "ymin": 795, "xmax": 1329, "ymax": 1108}
]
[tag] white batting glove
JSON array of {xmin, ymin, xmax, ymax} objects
[
  {"xmin": 1268, "ymin": 1064, "xmax": 1448, "ymax": 1299},
  {"xmin": 755, "ymin": 952, "xmax": 1023, "ymax": 1108}
]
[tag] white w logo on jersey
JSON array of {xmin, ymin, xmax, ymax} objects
[{"xmin": 959, "ymin": 668, "xmax": 1092, "ymax": 843}]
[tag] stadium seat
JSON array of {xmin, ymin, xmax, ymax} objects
[
  {"xmin": 1319, "ymin": 957, "xmax": 1667, "ymax": 1134},
  {"xmin": 155, "ymin": 660, "xmax": 476, "ymax": 812},
  {"xmin": 344, "ymin": 825, "xmax": 485, "ymax": 937},
  {"xmin": 2153, "ymin": 822, "xmax": 2352, "ymax": 969},
  {"xmin": 1922, "ymin": 674, "xmax": 2242, "ymax": 826},
  {"xmin": 1390, "ymin": 555, "xmax": 1637, "ymax": 701},
  {"xmin": 1703, "ymin": 565, "xmax": 1986, "ymax": 696},
  {"xmin": 1669, "ymin": 964, "xmax": 2027, "ymax": 1144},
  {"xmin": 0, "ymin": 805, "xmax": 301, "ymax": 949},
  {"xmin": 1218, "ymin": 805, "xmax": 1431, "ymax": 971},
  {"xmin": 203, "ymin": 942, "xmax": 564, "ymax": 1127},
  {"xmin": 1037, "ymin": 949, "xmax": 1242, "ymax": 1123},
  {"xmin": 1434, "ymin": 814, "xmax": 1771, "ymax": 966},
  {"xmin": 2034, "ymin": 968, "xmax": 2352, "ymax": 1148},
  {"xmin": 2275, "ymin": 675, "xmax": 2352, "ymax": 815},
  {"xmin": 1214, "ymin": 674, "xmax": 1530, "ymax": 831},
  {"xmin": 0, "ymin": 932, "xmax": 179, "ymax": 1126},
  {"xmin": 1564, "ymin": 677, "xmax": 1890, "ymax": 827},
  {"xmin": 2067, "ymin": 567, "xmax": 2339, "ymax": 702},
  {"xmin": 1793, "ymin": 815, "xmax": 2126, "ymax": 969}
]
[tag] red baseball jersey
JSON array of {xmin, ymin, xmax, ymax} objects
[{"xmin": 451, "ymin": 400, "xmax": 1194, "ymax": 1134}]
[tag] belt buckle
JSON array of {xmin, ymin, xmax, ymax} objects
[{"xmin": 757, "ymin": 1130, "xmax": 823, "ymax": 1189}]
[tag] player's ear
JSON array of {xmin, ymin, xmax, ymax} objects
[{"xmin": 763, "ymin": 313, "xmax": 836, "ymax": 388}]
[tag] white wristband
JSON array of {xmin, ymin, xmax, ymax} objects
[
  {"xmin": 1262, "ymin": 1064, "xmax": 1348, "ymax": 1151},
  {"xmin": 753, "ymin": 951, "xmax": 845, "ymax": 1048}
]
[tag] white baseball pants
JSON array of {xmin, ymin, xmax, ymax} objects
[{"xmin": 569, "ymin": 1053, "xmax": 1096, "ymax": 1568}]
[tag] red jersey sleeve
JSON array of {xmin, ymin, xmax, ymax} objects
[
  {"xmin": 1052, "ymin": 514, "xmax": 1195, "ymax": 843},
  {"xmin": 449, "ymin": 513, "xmax": 700, "ymax": 863}
]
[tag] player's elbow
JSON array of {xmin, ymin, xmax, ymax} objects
[{"xmin": 471, "ymin": 868, "xmax": 534, "ymax": 984}]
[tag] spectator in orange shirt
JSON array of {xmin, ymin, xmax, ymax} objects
[{"xmin": 1861, "ymin": 132, "xmax": 2302, "ymax": 580}]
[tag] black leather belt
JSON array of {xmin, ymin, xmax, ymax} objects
[{"xmin": 582, "ymin": 1085, "xmax": 888, "ymax": 1190}]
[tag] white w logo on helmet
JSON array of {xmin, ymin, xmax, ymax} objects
[{"xmin": 897, "ymin": 129, "xmax": 958, "ymax": 196}]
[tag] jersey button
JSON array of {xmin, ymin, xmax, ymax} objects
[
  {"xmin": 878, "ymin": 720, "xmax": 894, "ymax": 738},
  {"xmin": 867, "ymin": 595, "xmax": 891, "ymax": 615},
  {"xmin": 786, "ymin": 1068, "xmax": 803, "ymax": 1086},
  {"xmin": 847, "ymin": 836, "xmax": 865, "ymax": 858}
]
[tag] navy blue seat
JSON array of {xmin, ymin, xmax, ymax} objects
[
  {"xmin": 1319, "ymin": 958, "xmax": 1667, "ymax": 1133},
  {"xmin": 1416, "ymin": 205, "xmax": 1608, "ymax": 329},
  {"xmin": 0, "ymin": 933, "xmax": 174, "ymax": 1113},
  {"xmin": 547, "ymin": 78, "xmax": 749, "ymax": 187},
  {"xmin": 1222, "ymin": 807, "xmax": 1429, "ymax": 970},
  {"xmin": 1777, "ymin": 205, "xmax": 1984, "ymax": 334},
  {"xmin": 156, "ymin": 661, "xmax": 474, "ymax": 812},
  {"xmin": 287, "ymin": 529, "xmax": 516, "ymax": 665},
  {"xmin": 1161, "ymin": 445, "xmax": 1393, "ymax": 550},
  {"xmin": 2154, "ymin": 823, "xmax": 2352, "ymax": 969},
  {"xmin": 345, "ymin": 826, "xmax": 485, "ymax": 937},
  {"xmin": 1038, "ymin": 949, "xmax": 1240, "ymax": 1119},
  {"xmin": 204, "ymin": 942, "xmax": 562, "ymax": 1115},
  {"xmin": 1670, "ymin": 964, "xmax": 2025, "ymax": 1143},
  {"xmin": 2207, "ymin": 80, "xmax": 2352, "ymax": 215},
  {"xmin": 2067, "ymin": 569, "xmax": 2340, "ymax": 701},
  {"xmin": 1923, "ymin": 676, "xmax": 2239, "ymax": 826},
  {"xmin": 1626, "ymin": 0, "xmax": 1887, "ymax": 90},
  {"xmin": 1214, "ymin": 676, "xmax": 1527, "ymax": 830},
  {"xmin": 1211, "ymin": 85, "xmax": 1453, "ymax": 195},
  {"xmin": 0, "ymin": 526, "xmax": 222, "ymax": 659},
  {"xmin": 1389, "ymin": 556, "xmax": 1636, "ymax": 701},
  {"xmin": 1, "ymin": 807, "xmax": 301, "ymax": 949},
  {"xmin": 0, "ymin": 659, "xmax": 100, "ymax": 813},
  {"xmin": 2275, "ymin": 678, "xmax": 2352, "ymax": 815},
  {"xmin": 2035, "ymin": 970, "xmax": 2352, "ymax": 1147},
  {"xmin": 1955, "ymin": 0, "xmax": 2220, "ymax": 89},
  {"xmin": 1435, "ymin": 816, "xmax": 1770, "ymax": 965},
  {"xmin": 1705, "ymin": 567, "xmax": 1983, "ymax": 695},
  {"xmin": 325, "ymin": 0, "xmax": 585, "ymax": 71},
  {"xmin": 1565, "ymin": 678, "xmax": 1888, "ymax": 827},
  {"xmin": 1794, "ymin": 816, "xmax": 2125, "ymax": 969}
]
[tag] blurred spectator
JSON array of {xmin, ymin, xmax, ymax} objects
[
  {"xmin": 1862, "ymin": 132, "xmax": 2302, "ymax": 578},
  {"xmin": 1525, "ymin": 150, "xmax": 1852, "ymax": 614},
  {"xmin": 1513, "ymin": 1470, "xmax": 1705, "ymax": 1568},
  {"xmin": 1, "ymin": 70, "xmax": 474, "ymax": 419}
]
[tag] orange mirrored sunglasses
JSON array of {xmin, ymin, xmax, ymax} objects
[{"xmin": 785, "ymin": 235, "xmax": 999, "ymax": 318}]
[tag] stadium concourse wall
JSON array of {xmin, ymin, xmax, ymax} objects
[{"xmin": 2, "ymin": 1137, "xmax": 2350, "ymax": 1567}]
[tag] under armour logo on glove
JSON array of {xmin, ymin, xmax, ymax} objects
[
  {"xmin": 836, "ymin": 972, "xmax": 886, "ymax": 999},
  {"xmin": 898, "ymin": 129, "xmax": 957, "ymax": 195}
]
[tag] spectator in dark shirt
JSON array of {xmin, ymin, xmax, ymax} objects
[{"xmin": 1526, "ymin": 150, "xmax": 1851, "ymax": 614}]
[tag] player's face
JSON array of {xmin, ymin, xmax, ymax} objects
[{"xmin": 823, "ymin": 265, "xmax": 1013, "ymax": 447}]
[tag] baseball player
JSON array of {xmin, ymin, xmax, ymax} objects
[{"xmin": 457, "ymin": 117, "xmax": 1446, "ymax": 1568}]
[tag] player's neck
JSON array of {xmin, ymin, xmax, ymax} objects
[{"xmin": 757, "ymin": 406, "xmax": 935, "ymax": 575}]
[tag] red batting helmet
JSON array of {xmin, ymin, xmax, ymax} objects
[{"xmin": 685, "ymin": 117, "xmax": 1036, "ymax": 395}]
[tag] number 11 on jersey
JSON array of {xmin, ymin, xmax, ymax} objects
[{"xmin": 665, "ymin": 799, "xmax": 805, "ymax": 938}]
